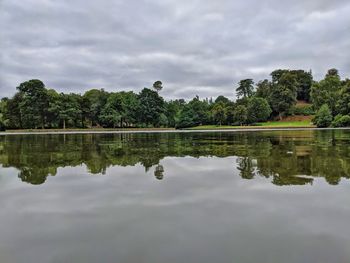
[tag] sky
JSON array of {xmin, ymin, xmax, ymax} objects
[{"xmin": 1, "ymin": 0, "xmax": 349, "ymax": 100}]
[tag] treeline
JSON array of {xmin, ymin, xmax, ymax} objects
[{"xmin": 0, "ymin": 68, "xmax": 349, "ymax": 130}]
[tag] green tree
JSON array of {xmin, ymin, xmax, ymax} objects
[
  {"xmin": 215, "ymin": 95, "xmax": 230, "ymax": 105},
  {"xmin": 120, "ymin": 92, "xmax": 139, "ymax": 127},
  {"xmin": 153, "ymin": 80, "xmax": 163, "ymax": 92},
  {"xmin": 83, "ymin": 89, "xmax": 108, "ymax": 127},
  {"xmin": 336, "ymin": 79, "xmax": 350, "ymax": 115},
  {"xmin": 137, "ymin": 88, "xmax": 165, "ymax": 126},
  {"xmin": 177, "ymin": 97, "xmax": 210, "ymax": 128},
  {"xmin": 46, "ymin": 89, "xmax": 61, "ymax": 128},
  {"xmin": 332, "ymin": 114, "xmax": 350, "ymax": 127},
  {"xmin": 313, "ymin": 104, "xmax": 332, "ymax": 128},
  {"xmin": 211, "ymin": 102, "xmax": 227, "ymax": 125},
  {"xmin": 269, "ymin": 72, "xmax": 297, "ymax": 119},
  {"xmin": 233, "ymin": 105, "xmax": 248, "ymax": 125},
  {"xmin": 165, "ymin": 99, "xmax": 185, "ymax": 128},
  {"xmin": 16, "ymin": 79, "xmax": 49, "ymax": 129},
  {"xmin": 99, "ymin": 93, "xmax": 123, "ymax": 128},
  {"xmin": 236, "ymin": 79, "xmax": 254, "ymax": 99},
  {"xmin": 247, "ymin": 97, "xmax": 272, "ymax": 123},
  {"xmin": 58, "ymin": 93, "xmax": 82, "ymax": 129},
  {"xmin": 310, "ymin": 69, "xmax": 342, "ymax": 115},
  {"xmin": 255, "ymin": 79, "xmax": 271, "ymax": 99}
]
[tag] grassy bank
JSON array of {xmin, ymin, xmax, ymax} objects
[
  {"xmin": 2, "ymin": 127, "xmax": 175, "ymax": 133},
  {"xmin": 187, "ymin": 120, "xmax": 314, "ymax": 130}
]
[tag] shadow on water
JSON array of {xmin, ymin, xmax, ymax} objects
[{"xmin": 0, "ymin": 130, "xmax": 349, "ymax": 186}]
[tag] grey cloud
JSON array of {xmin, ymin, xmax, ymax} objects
[{"xmin": 1, "ymin": 0, "xmax": 349, "ymax": 100}]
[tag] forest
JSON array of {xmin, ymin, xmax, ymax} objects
[{"xmin": 0, "ymin": 68, "xmax": 349, "ymax": 130}]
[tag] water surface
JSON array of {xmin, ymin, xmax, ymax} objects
[{"xmin": 0, "ymin": 130, "xmax": 349, "ymax": 263}]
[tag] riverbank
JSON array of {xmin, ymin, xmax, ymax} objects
[
  {"xmin": 188, "ymin": 120, "xmax": 315, "ymax": 130},
  {"xmin": 1, "ymin": 127, "xmax": 350, "ymax": 135}
]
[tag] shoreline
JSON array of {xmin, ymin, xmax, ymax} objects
[{"xmin": 0, "ymin": 127, "xmax": 349, "ymax": 135}]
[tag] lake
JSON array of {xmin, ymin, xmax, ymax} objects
[{"xmin": 0, "ymin": 130, "xmax": 349, "ymax": 263}]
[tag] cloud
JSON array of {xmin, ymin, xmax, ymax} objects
[{"xmin": 0, "ymin": 0, "xmax": 349, "ymax": 100}]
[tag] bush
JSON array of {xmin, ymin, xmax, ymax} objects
[
  {"xmin": 289, "ymin": 105, "xmax": 315, "ymax": 115},
  {"xmin": 331, "ymin": 115, "xmax": 350, "ymax": 127},
  {"xmin": 313, "ymin": 104, "xmax": 332, "ymax": 128},
  {"xmin": 247, "ymin": 97, "xmax": 272, "ymax": 123}
]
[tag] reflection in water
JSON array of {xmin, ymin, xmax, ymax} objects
[{"xmin": 0, "ymin": 130, "xmax": 349, "ymax": 186}]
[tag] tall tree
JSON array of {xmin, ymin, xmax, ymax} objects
[
  {"xmin": 153, "ymin": 80, "xmax": 163, "ymax": 92},
  {"xmin": 336, "ymin": 79, "xmax": 350, "ymax": 115},
  {"xmin": 247, "ymin": 97, "xmax": 272, "ymax": 123},
  {"xmin": 137, "ymin": 88, "xmax": 165, "ymax": 126},
  {"xmin": 16, "ymin": 79, "xmax": 49, "ymax": 129},
  {"xmin": 233, "ymin": 105, "xmax": 248, "ymax": 125},
  {"xmin": 236, "ymin": 79, "xmax": 254, "ymax": 99},
  {"xmin": 310, "ymin": 69, "xmax": 342, "ymax": 115},
  {"xmin": 211, "ymin": 102, "xmax": 227, "ymax": 126},
  {"xmin": 255, "ymin": 79, "xmax": 271, "ymax": 99},
  {"xmin": 269, "ymin": 72, "xmax": 298, "ymax": 119},
  {"xmin": 83, "ymin": 89, "xmax": 108, "ymax": 127}
]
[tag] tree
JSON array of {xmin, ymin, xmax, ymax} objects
[
  {"xmin": 271, "ymin": 69, "xmax": 289, "ymax": 83},
  {"xmin": 332, "ymin": 114, "xmax": 350, "ymax": 127},
  {"xmin": 335, "ymin": 80, "xmax": 350, "ymax": 115},
  {"xmin": 233, "ymin": 105, "xmax": 248, "ymax": 125},
  {"xmin": 120, "ymin": 92, "xmax": 139, "ymax": 127},
  {"xmin": 291, "ymin": 70, "xmax": 313, "ymax": 101},
  {"xmin": 310, "ymin": 69, "xmax": 342, "ymax": 115},
  {"xmin": 211, "ymin": 102, "xmax": 227, "ymax": 125},
  {"xmin": 137, "ymin": 88, "xmax": 165, "ymax": 126},
  {"xmin": 58, "ymin": 93, "xmax": 82, "ymax": 129},
  {"xmin": 177, "ymin": 106, "xmax": 196, "ymax": 128},
  {"xmin": 236, "ymin": 79, "xmax": 254, "ymax": 99},
  {"xmin": 215, "ymin": 95, "xmax": 230, "ymax": 105},
  {"xmin": 4, "ymin": 94, "xmax": 22, "ymax": 129},
  {"xmin": 177, "ymin": 97, "xmax": 210, "ymax": 128},
  {"xmin": 165, "ymin": 99, "xmax": 185, "ymax": 128},
  {"xmin": 313, "ymin": 104, "xmax": 332, "ymax": 128},
  {"xmin": 99, "ymin": 93, "xmax": 123, "ymax": 127},
  {"xmin": 271, "ymin": 69, "xmax": 313, "ymax": 101},
  {"xmin": 255, "ymin": 79, "xmax": 271, "ymax": 99},
  {"xmin": 247, "ymin": 97, "xmax": 272, "ymax": 123},
  {"xmin": 83, "ymin": 89, "xmax": 108, "ymax": 127},
  {"xmin": 269, "ymin": 72, "xmax": 297, "ymax": 119},
  {"xmin": 46, "ymin": 89, "xmax": 61, "ymax": 128},
  {"xmin": 153, "ymin": 81, "xmax": 163, "ymax": 92},
  {"xmin": 16, "ymin": 79, "xmax": 49, "ymax": 129}
]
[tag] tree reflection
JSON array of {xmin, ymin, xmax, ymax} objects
[
  {"xmin": 0, "ymin": 130, "xmax": 349, "ymax": 186},
  {"xmin": 154, "ymin": 165, "xmax": 164, "ymax": 180}
]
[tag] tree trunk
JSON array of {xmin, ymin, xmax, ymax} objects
[{"xmin": 63, "ymin": 119, "xmax": 66, "ymax": 129}]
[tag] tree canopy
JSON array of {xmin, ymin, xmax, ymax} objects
[{"xmin": 1, "ymin": 68, "xmax": 349, "ymax": 130}]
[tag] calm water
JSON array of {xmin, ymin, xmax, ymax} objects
[{"xmin": 0, "ymin": 130, "xmax": 350, "ymax": 263}]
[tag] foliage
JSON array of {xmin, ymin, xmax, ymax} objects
[
  {"xmin": 310, "ymin": 70, "xmax": 342, "ymax": 115},
  {"xmin": 269, "ymin": 72, "xmax": 298, "ymax": 119},
  {"xmin": 236, "ymin": 79, "xmax": 254, "ymax": 99},
  {"xmin": 336, "ymin": 80, "xmax": 350, "ymax": 115},
  {"xmin": 137, "ymin": 88, "xmax": 165, "ymax": 126},
  {"xmin": 233, "ymin": 105, "xmax": 248, "ymax": 125},
  {"xmin": 1, "ymin": 68, "xmax": 349, "ymax": 130},
  {"xmin": 153, "ymin": 80, "xmax": 163, "ymax": 92},
  {"xmin": 313, "ymin": 104, "xmax": 333, "ymax": 128},
  {"xmin": 247, "ymin": 97, "xmax": 272, "ymax": 123},
  {"xmin": 289, "ymin": 104, "xmax": 315, "ymax": 116},
  {"xmin": 211, "ymin": 102, "xmax": 227, "ymax": 125},
  {"xmin": 331, "ymin": 115, "xmax": 350, "ymax": 127}
]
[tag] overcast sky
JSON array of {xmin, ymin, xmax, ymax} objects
[{"xmin": 1, "ymin": 0, "xmax": 349, "ymax": 100}]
